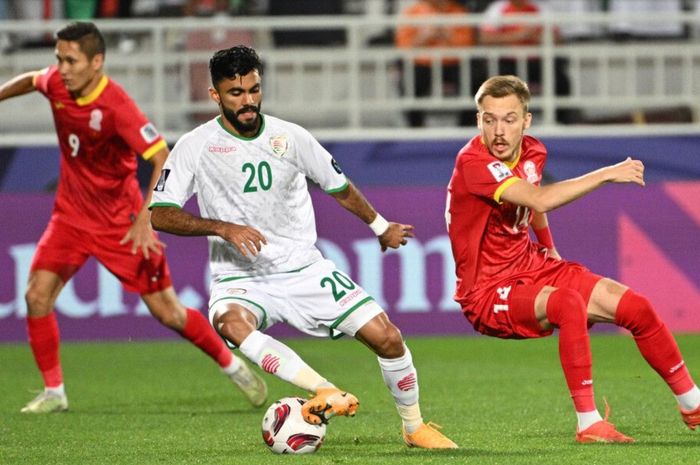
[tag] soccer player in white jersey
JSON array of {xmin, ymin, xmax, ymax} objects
[{"xmin": 149, "ymin": 45, "xmax": 457, "ymax": 449}]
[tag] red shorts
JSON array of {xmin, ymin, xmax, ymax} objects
[
  {"xmin": 461, "ymin": 259, "xmax": 603, "ymax": 339},
  {"xmin": 31, "ymin": 217, "xmax": 172, "ymax": 294}
]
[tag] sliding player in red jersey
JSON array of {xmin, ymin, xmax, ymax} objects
[
  {"xmin": 446, "ymin": 75, "xmax": 700, "ymax": 442},
  {"xmin": 0, "ymin": 22, "xmax": 267, "ymax": 413}
]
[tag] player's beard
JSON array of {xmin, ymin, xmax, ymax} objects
[{"xmin": 222, "ymin": 103, "xmax": 261, "ymax": 135}]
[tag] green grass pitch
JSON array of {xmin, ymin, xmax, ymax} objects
[{"xmin": 1, "ymin": 334, "xmax": 699, "ymax": 464}]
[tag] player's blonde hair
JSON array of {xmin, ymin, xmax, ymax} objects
[{"xmin": 475, "ymin": 75, "xmax": 531, "ymax": 113}]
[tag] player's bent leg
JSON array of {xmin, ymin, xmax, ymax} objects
[
  {"xmin": 143, "ymin": 289, "xmax": 268, "ymax": 407},
  {"xmin": 609, "ymin": 286, "xmax": 700, "ymax": 426},
  {"xmin": 355, "ymin": 313, "xmax": 458, "ymax": 449},
  {"xmin": 23, "ymin": 270, "xmax": 68, "ymax": 413},
  {"xmin": 215, "ymin": 304, "xmax": 348, "ymax": 423}
]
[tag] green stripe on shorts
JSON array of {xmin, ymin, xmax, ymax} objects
[
  {"xmin": 209, "ymin": 296, "xmax": 268, "ymax": 331},
  {"xmin": 328, "ymin": 296, "xmax": 374, "ymax": 340}
]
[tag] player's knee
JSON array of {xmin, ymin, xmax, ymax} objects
[
  {"xmin": 215, "ymin": 305, "xmax": 258, "ymax": 345},
  {"xmin": 150, "ymin": 307, "xmax": 186, "ymax": 329},
  {"xmin": 615, "ymin": 290, "xmax": 661, "ymax": 334},
  {"xmin": 372, "ymin": 324, "xmax": 405, "ymax": 359},
  {"xmin": 545, "ymin": 288, "xmax": 587, "ymax": 328},
  {"xmin": 24, "ymin": 286, "xmax": 54, "ymax": 315}
]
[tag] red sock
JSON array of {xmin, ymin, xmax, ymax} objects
[
  {"xmin": 26, "ymin": 313, "xmax": 63, "ymax": 388},
  {"xmin": 180, "ymin": 308, "xmax": 233, "ymax": 368},
  {"xmin": 615, "ymin": 290, "xmax": 695, "ymax": 395},
  {"xmin": 546, "ymin": 289, "xmax": 596, "ymax": 412}
]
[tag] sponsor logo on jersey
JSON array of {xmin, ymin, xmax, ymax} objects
[
  {"xmin": 89, "ymin": 109, "xmax": 103, "ymax": 131},
  {"xmin": 53, "ymin": 101, "xmax": 64, "ymax": 110},
  {"xmin": 331, "ymin": 158, "xmax": 343, "ymax": 174},
  {"xmin": 154, "ymin": 168, "xmax": 170, "ymax": 192},
  {"xmin": 487, "ymin": 161, "xmax": 512, "ymax": 182},
  {"xmin": 523, "ymin": 160, "xmax": 540, "ymax": 184},
  {"xmin": 269, "ymin": 135, "xmax": 288, "ymax": 156},
  {"xmin": 208, "ymin": 145, "xmax": 236, "ymax": 153},
  {"xmin": 140, "ymin": 122, "xmax": 159, "ymax": 143},
  {"xmin": 226, "ymin": 288, "xmax": 247, "ymax": 295}
]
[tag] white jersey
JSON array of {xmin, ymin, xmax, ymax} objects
[{"xmin": 150, "ymin": 114, "xmax": 348, "ymax": 280}]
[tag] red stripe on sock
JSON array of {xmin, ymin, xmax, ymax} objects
[
  {"xmin": 181, "ymin": 308, "xmax": 233, "ymax": 368},
  {"xmin": 26, "ymin": 313, "xmax": 63, "ymax": 388}
]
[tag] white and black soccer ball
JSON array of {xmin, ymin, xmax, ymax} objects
[{"xmin": 261, "ymin": 396, "xmax": 326, "ymax": 454}]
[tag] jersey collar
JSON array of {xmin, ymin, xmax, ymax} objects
[
  {"xmin": 216, "ymin": 114, "xmax": 265, "ymax": 141},
  {"xmin": 75, "ymin": 75, "xmax": 109, "ymax": 106}
]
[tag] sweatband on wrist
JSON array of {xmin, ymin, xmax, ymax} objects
[
  {"xmin": 534, "ymin": 226, "xmax": 555, "ymax": 249},
  {"xmin": 369, "ymin": 214, "xmax": 390, "ymax": 236}
]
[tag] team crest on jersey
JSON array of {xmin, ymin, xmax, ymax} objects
[
  {"xmin": 269, "ymin": 135, "xmax": 288, "ymax": 157},
  {"xmin": 140, "ymin": 123, "xmax": 159, "ymax": 143},
  {"xmin": 89, "ymin": 109, "xmax": 103, "ymax": 131},
  {"xmin": 487, "ymin": 161, "xmax": 513, "ymax": 182},
  {"xmin": 226, "ymin": 288, "xmax": 247, "ymax": 295},
  {"xmin": 523, "ymin": 160, "xmax": 540, "ymax": 184}
]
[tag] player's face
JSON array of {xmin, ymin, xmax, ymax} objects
[
  {"xmin": 477, "ymin": 94, "xmax": 532, "ymax": 163},
  {"xmin": 209, "ymin": 70, "xmax": 262, "ymax": 137},
  {"xmin": 55, "ymin": 40, "xmax": 103, "ymax": 97}
]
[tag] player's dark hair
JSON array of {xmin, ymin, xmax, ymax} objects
[
  {"xmin": 55, "ymin": 22, "xmax": 106, "ymax": 60},
  {"xmin": 475, "ymin": 75, "xmax": 531, "ymax": 113},
  {"xmin": 209, "ymin": 45, "xmax": 263, "ymax": 87}
]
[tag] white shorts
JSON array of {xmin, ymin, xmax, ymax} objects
[{"xmin": 208, "ymin": 259, "xmax": 383, "ymax": 343}]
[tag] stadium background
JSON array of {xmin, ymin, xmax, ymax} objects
[{"xmin": 1, "ymin": 2, "xmax": 699, "ymax": 341}]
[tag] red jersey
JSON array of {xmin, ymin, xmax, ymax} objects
[
  {"xmin": 34, "ymin": 65, "xmax": 167, "ymax": 232},
  {"xmin": 447, "ymin": 134, "xmax": 549, "ymax": 304}
]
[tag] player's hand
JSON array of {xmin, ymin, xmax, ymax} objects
[
  {"xmin": 120, "ymin": 213, "xmax": 166, "ymax": 260},
  {"xmin": 547, "ymin": 247, "xmax": 562, "ymax": 260},
  {"xmin": 219, "ymin": 223, "xmax": 267, "ymax": 257},
  {"xmin": 607, "ymin": 157, "xmax": 645, "ymax": 186},
  {"xmin": 378, "ymin": 222, "xmax": 415, "ymax": 252}
]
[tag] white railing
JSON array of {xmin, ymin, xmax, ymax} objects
[{"xmin": 1, "ymin": 12, "xmax": 700, "ymax": 145}]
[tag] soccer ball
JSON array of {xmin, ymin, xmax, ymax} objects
[{"xmin": 261, "ymin": 396, "xmax": 326, "ymax": 454}]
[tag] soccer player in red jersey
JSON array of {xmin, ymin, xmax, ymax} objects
[
  {"xmin": 0, "ymin": 22, "xmax": 267, "ymax": 413},
  {"xmin": 446, "ymin": 75, "xmax": 700, "ymax": 442}
]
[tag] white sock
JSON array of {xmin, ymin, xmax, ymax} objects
[
  {"xmin": 46, "ymin": 384, "xmax": 65, "ymax": 397},
  {"xmin": 676, "ymin": 385, "xmax": 700, "ymax": 411},
  {"xmin": 576, "ymin": 410, "xmax": 603, "ymax": 431},
  {"xmin": 221, "ymin": 355, "xmax": 243, "ymax": 376},
  {"xmin": 238, "ymin": 330, "xmax": 327, "ymax": 392},
  {"xmin": 378, "ymin": 344, "xmax": 422, "ymax": 432}
]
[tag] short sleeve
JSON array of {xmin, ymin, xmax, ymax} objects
[
  {"xmin": 113, "ymin": 97, "xmax": 167, "ymax": 160},
  {"xmin": 293, "ymin": 127, "xmax": 348, "ymax": 193},
  {"xmin": 33, "ymin": 66, "xmax": 57, "ymax": 97},
  {"xmin": 149, "ymin": 136, "xmax": 198, "ymax": 209},
  {"xmin": 460, "ymin": 155, "xmax": 520, "ymax": 203}
]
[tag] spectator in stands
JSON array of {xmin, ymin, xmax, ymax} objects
[
  {"xmin": 608, "ymin": 0, "xmax": 686, "ymax": 41},
  {"xmin": 479, "ymin": 0, "xmax": 577, "ymax": 123},
  {"xmin": 395, "ymin": 0, "xmax": 478, "ymax": 127}
]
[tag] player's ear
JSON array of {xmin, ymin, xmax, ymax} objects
[
  {"xmin": 91, "ymin": 53, "xmax": 104, "ymax": 71},
  {"xmin": 208, "ymin": 86, "xmax": 220, "ymax": 105},
  {"xmin": 523, "ymin": 112, "xmax": 532, "ymax": 130}
]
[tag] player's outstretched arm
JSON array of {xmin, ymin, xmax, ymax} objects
[
  {"xmin": 501, "ymin": 157, "xmax": 645, "ymax": 213},
  {"xmin": 0, "ymin": 71, "xmax": 39, "ymax": 102},
  {"xmin": 150, "ymin": 206, "xmax": 266, "ymax": 257},
  {"xmin": 329, "ymin": 181, "xmax": 414, "ymax": 252}
]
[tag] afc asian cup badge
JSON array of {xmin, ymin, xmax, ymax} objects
[{"xmin": 269, "ymin": 135, "xmax": 288, "ymax": 157}]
